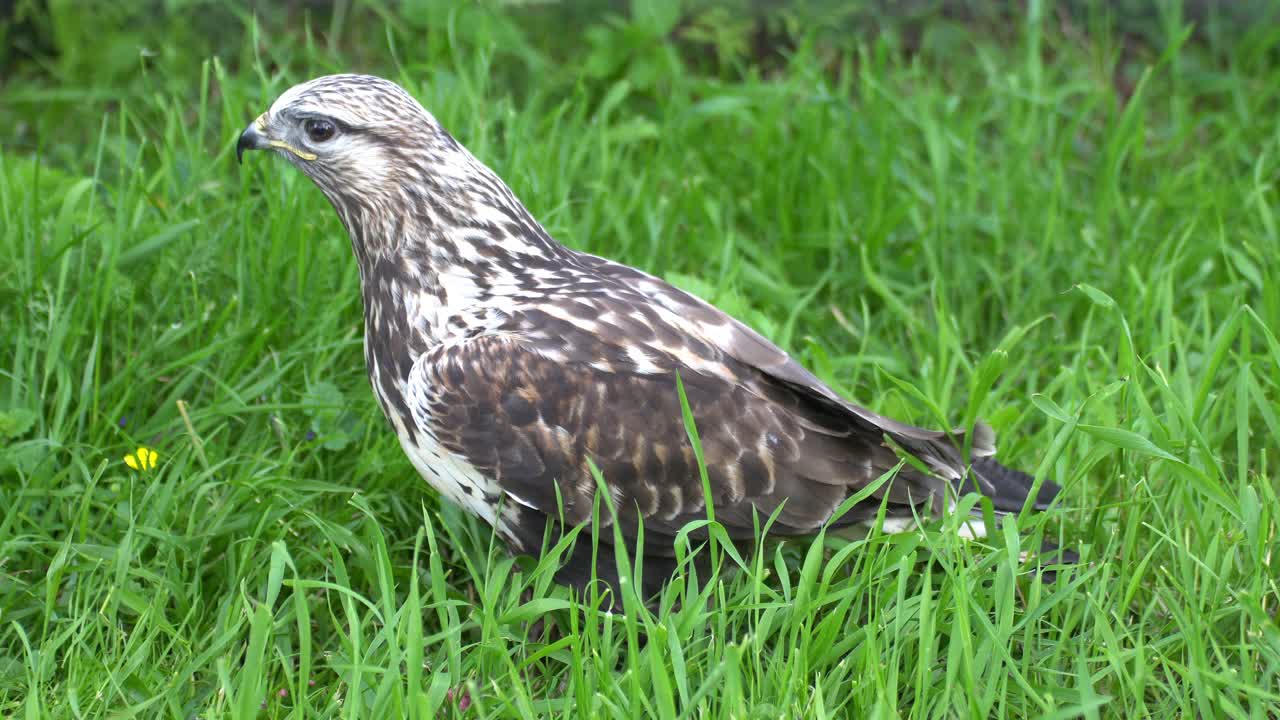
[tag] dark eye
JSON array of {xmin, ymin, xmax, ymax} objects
[{"xmin": 304, "ymin": 118, "xmax": 336, "ymax": 143}]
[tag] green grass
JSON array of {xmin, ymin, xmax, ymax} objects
[{"xmin": 3, "ymin": 1, "xmax": 1280, "ymax": 717}]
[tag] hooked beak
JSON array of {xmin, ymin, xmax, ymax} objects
[
  {"xmin": 236, "ymin": 112, "xmax": 318, "ymax": 164},
  {"xmin": 236, "ymin": 113, "xmax": 270, "ymax": 164}
]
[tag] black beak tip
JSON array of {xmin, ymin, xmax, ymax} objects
[{"xmin": 236, "ymin": 122, "xmax": 265, "ymax": 165}]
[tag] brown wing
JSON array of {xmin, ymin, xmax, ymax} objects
[
  {"xmin": 412, "ymin": 333, "xmax": 949, "ymax": 548},
  {"xmin": 575, "ymin": 253, "xmax": 997, "ymax": 482}
]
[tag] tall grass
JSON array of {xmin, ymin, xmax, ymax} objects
[{"xmin": 2, "ymin": 2, "xmax": 1278, "ymax": 717}]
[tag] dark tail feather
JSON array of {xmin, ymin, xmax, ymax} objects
[
  {"xmin": 958, "ymin": 457, "xmax": 1079, "ymax": 577},
  {"xmin": 958, "ymin": 456, "xmax": 1062, "ymax": 513},
  {"xmin": 1035, "ymin": 541, "xmax": 1079, "ymax": 566}
]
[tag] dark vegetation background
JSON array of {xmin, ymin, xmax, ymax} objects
[{"xmin": 4, "ymin": 1, "xmax": 1280, "ymax": 138}]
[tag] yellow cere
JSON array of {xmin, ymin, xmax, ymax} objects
[
  {"xmin": 253, "ymin": 112, "xmax": 317, "ymax": 160},
  {"xmin": 124, "ymin": 446, "xmax": 158, "ymax": 471}
]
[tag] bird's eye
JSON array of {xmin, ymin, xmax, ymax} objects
[{"xmin": 304, "ymin": 118, "xmax": 337, "ymax": 143}]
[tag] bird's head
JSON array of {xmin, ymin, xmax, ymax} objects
[
  {"xmin": 237, "ymin": 74, "xmax": 474, "ymax": 218},
  {"xmin": 238, "ymin": 73, "xmax": 559, "ymax": 271}
]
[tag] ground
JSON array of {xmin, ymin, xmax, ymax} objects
[{"xmin": 1, "ymin": 2, "xmax": 1278, "ymax": 718}]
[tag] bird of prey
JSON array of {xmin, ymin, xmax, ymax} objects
[{"xmin": 237, "ymin": 74, "xmax": 1066, "ymax": 596}]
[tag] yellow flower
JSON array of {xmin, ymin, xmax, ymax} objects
[{"xmin": 124, "ymin": 446, "xmax": 158, "ymax": 471}]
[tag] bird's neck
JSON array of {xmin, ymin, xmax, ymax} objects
[{"xmin": 332, "ymin": 168, "xmax": 570, "ymax": 375}]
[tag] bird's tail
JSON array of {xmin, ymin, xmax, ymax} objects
[
  {"xmin": 949, "ymin": 456, "xmax": 1078, "ymax": 567},
  {"xmin": 956, "ymin": 456, "xmax": 1062, "ymax": 513},
  {"xmin": 890, "ymin": 420, "xmax": 1062, "ymax": 515},
  {"xmin": 881, "ymin": 429, "xmax": 1078, "ymax": 565}
]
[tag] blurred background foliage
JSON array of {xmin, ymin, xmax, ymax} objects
[{"xmin": 4, "ymin": 0, "xmax": 1280, "ymax": 149}]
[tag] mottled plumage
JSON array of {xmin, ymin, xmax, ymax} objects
[{"xmin": 238, "ymin": 74, "xmax": 1066, "ymax": 596}]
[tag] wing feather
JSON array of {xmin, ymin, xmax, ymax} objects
[
  {"xmin": 580, "ymin": 254, "xmax": 997, "ymax": 481},
  {"xmin": 404, "ymin": 253, "xmax": 1022, "ymax": 561},
  {"xmin": 410, "ymin": 333, "xmax": 944, "ymax": 552}
]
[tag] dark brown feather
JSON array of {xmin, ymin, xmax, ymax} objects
[{"xmin": 416, "ymin": 334, "xmax": 950, "ymax": 550}]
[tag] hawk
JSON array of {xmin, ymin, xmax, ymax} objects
[{"xmin": 237, "ymin": 74, "xmax": 1067, "ymax": 596}]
